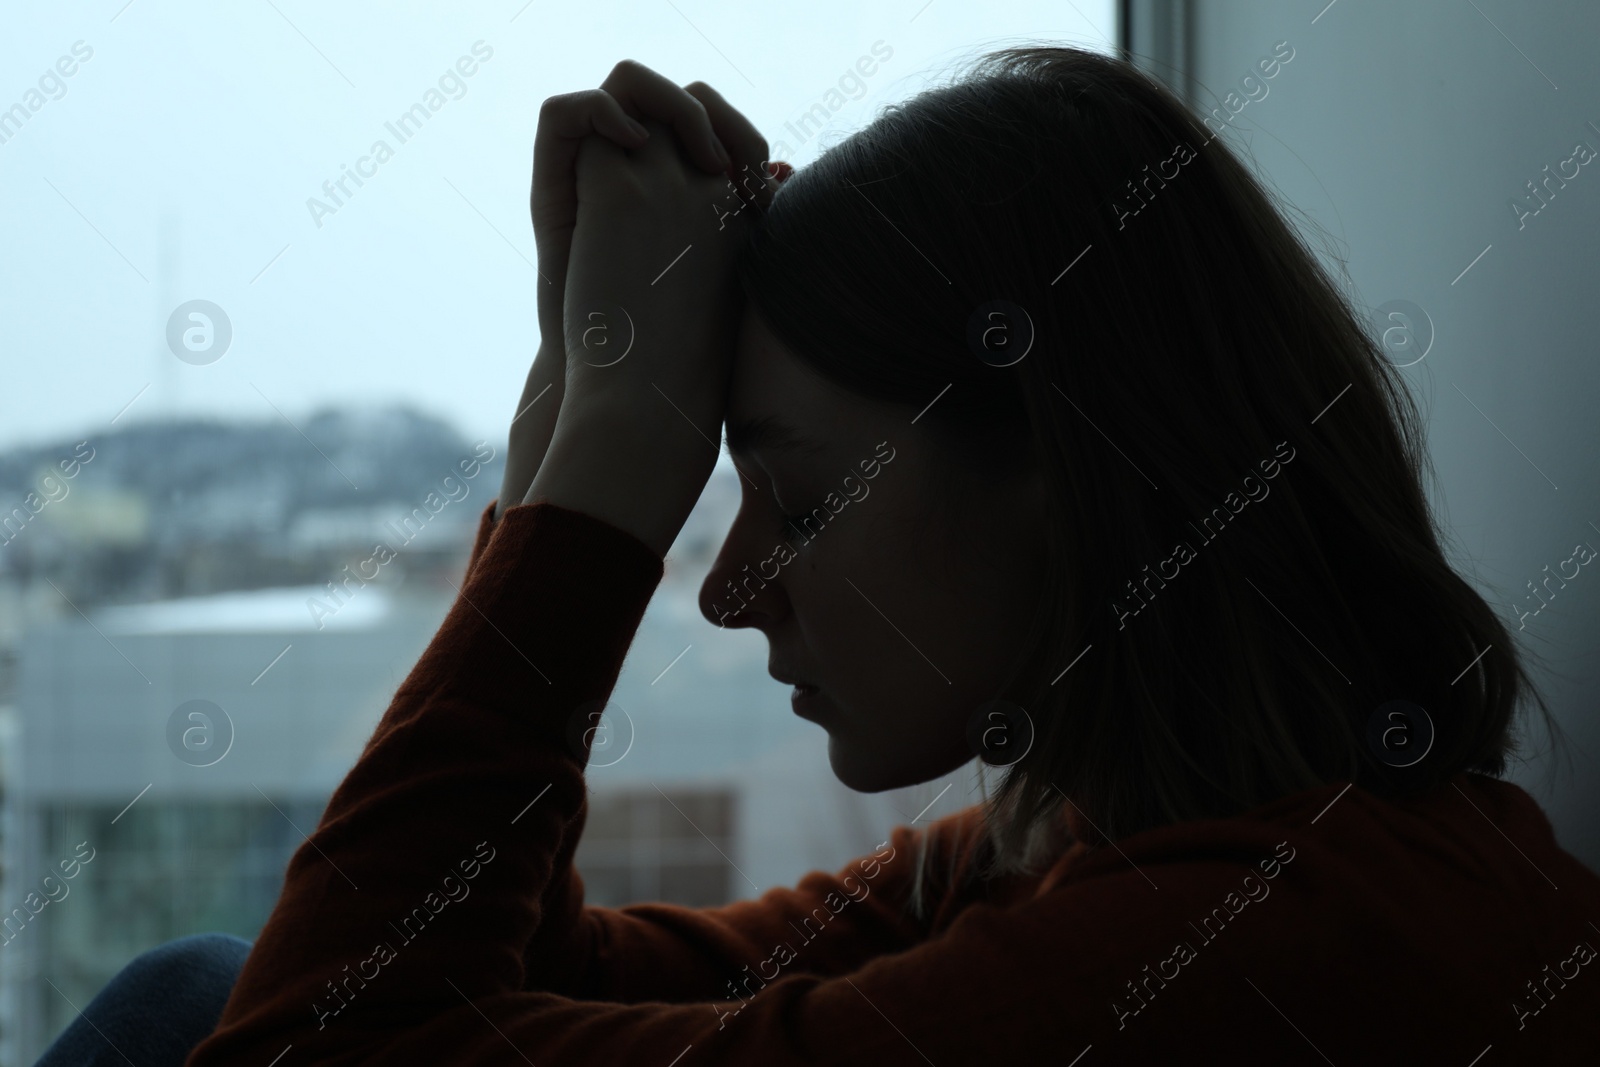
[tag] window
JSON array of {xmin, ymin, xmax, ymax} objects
[{"xmin": 0, "ymin": 4, "xmax": 1116, "ymax": 1062}]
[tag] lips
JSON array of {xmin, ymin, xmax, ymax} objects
[
  {"xmin": 790, "ymin": 681, "xmax": 824, "ymax": 719},
  {"xmin": 769, "ymin": 667, "xmax": 819, "ymax": 692}
]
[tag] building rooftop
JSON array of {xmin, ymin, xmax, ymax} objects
[{"xmin": 93, "ymin": 584, "xmax": 400, "ymax": 634}]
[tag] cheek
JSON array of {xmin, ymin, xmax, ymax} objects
[
  {"xmin": 790, "ymin": 537, "xmax": 889, "ymax": 680},
  {"xmin": 801, "ymin": 535, "xmax": 964, "ymax": 699}
]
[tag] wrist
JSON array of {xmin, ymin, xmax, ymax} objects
[
  {"xmin": 522, "ymin": 402, "xmax": 714, "ymax": 557},
  {"xmin": 496, "ymin": 344, "xmax": 566, "ymax": 522}
]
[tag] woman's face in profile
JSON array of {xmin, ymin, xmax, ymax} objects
[{"xmin": 700, "ymin": 306, "xmax": 1047, "ymax": 793}]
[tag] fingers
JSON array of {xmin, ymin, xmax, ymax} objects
[
  {"xmin": 682, "ymin": 80, "xmax": 767, "ymax": 172},
  {"xmin": 682, "ymin": 80, "xmax": 779, "ymax": 206},
  {"xmin": 531, "ymin": 87, "xmax": 649, "ymax": 222},
  {"xmin": 599, "ymin": 59, "xmax": 730, "ymax": 174}
]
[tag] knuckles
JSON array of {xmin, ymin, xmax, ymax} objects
[
  {"xmin": 538, "ymin": 89, "xmax": 603, "ymax": 121},
  {"xmin": 602, "ymin": 58, "xmax": 649, "ymax": 89}
]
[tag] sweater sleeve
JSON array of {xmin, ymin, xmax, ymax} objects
[
  {"xmin": 445, "ymin": 502, "xmax": 945, "ymax": 1000},
  {"xmin": 184, "ymin": 499, "xmax": 1015, "ymax": 1066},
  {"xmin": 515, "ymin": 795, "xmax": 959, "ymax": 1003}
]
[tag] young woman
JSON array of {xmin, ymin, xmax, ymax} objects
[{"xmin": 38, "ymin": 45, "xmax": 1600, "ymax": 1066}]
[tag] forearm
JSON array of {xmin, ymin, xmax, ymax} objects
[
  {"xmin": 187, "ymin": 503, "xmax": 666, "ymax": 1064},
  {"xmin": 496, "ymin": 344, "xmax": 565, "ymax": 523},
  {"xmin": 524, "ymin": 394, "xmax": 716, "ymax": 558}
]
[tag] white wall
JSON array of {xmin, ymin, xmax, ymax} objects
[{"xmin": 1130, "ymin": 0, "xmax": 1600, "ymax": 866}]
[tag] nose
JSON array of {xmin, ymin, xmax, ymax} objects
[{"xmin": 698, "ymin": 532, "xmax": 787, "ymax": 631}]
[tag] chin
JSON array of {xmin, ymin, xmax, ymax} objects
[{"xmin": 825, "ymin": 734, "xmax": 966, "ymax": 794}]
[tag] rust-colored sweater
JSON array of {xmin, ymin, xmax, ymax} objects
[{"xmin": 187, "ymin": 500, "xmax": 1600, "ymax": 1065}]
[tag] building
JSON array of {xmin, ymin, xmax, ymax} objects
[{"xmin": 0, "ymin": 475, "xmax": 971, "ymax": 1063}]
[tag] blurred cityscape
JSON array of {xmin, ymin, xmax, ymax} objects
[{"xmin": 0, "ymin": 407, "xmax": 972, "ymax": 1064}]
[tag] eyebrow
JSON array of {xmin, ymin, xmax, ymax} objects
[{"xmin": 724, "ymin": 415, "xmax": 828, "ymax": 459}]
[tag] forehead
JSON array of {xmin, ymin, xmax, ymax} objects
[
  {"xmin": 728, "ymin": 306, "xmax": 810, "ymax": 407},
  {"xmin": 725, "ymin": 307, "xmax": 846, "ymax": 449}
]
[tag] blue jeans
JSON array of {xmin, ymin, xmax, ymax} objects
[{"xmin": 33, "ymin": 933, "xmax": 253, "ymax": 1067}]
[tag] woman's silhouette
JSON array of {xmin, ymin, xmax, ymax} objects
[{"xmin": 37, "ymin": 44, "xmax": 1600, "ymax": 1067}]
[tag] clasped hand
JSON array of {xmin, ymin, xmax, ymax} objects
[{"xmin": 495, "ymin": 60, "xmax": 787, "ymax": 555}]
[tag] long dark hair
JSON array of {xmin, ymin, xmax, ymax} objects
[{"xmin": 734, "ymin": 44, "xmax": 1564, "ymax": 914}]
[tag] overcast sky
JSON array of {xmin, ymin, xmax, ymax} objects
[{"xmin": 0, "ymin": 0, "xmax": 1113, "ymax": 458}]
